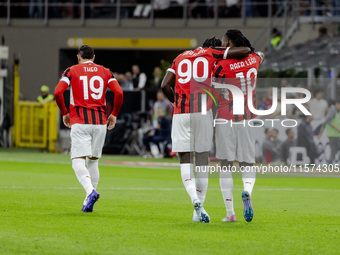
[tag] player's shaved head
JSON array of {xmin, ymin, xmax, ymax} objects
[
  {"xmin": 78, "ymin": 45, "xmax": 95, "ymax": 60},
  {"xmin": 202, "ymin": 36, "xmax": 222, "ymax": 48},
  {"xmin": 224, "ymin": 29, "xmax": 254, "ymax": 52}
]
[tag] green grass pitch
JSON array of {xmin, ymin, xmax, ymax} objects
[{"xmin": 0, "ymin": 149, "xmax": 339, "ymax": 255}]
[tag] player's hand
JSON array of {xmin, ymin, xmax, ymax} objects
[
  {"xmin": 255, "ymin": 51, "xmax": 265, "ymax": 62},
  {"xmin": 63, "ymin": 113, "xmax": 71, "ymax": 128},
  {"xmin": 107, "ymin": 115, "xmax": 117, "ymax": 130}
]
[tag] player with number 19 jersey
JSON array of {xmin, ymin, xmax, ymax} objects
[
  {"xmin": 59, "ymin": 61, "xmax": 119, "ymax": 125},
  {"xmin": 168, "ymin": 46, "xmax": 230, "ymax": 115}
]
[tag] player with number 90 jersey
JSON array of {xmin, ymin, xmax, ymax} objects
[
  {"xmin": 168, "ymin": 46, "xmax": 230, "ymax": 115},
  {"xmin": 57, "ymin": 61, "xmax": 122, "ymax": 125},
  {"xmin": 212, "ymin": 52, "xmax": 263, "ymax": 121}
]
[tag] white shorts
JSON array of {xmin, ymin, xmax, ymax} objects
[
  {"xmin": 70, "ymin": 124, "xmax": 107, "ymax": 159},
  {"xmin": 215, "ymin": 119, "xmax": 255, "ymax": 163},
  {"xmin": 171, "ymin": 110, "xmax": 213, "ymax": 153}
]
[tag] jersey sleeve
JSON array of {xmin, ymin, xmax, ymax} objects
[
  {"xmin": 107, "ymin": 69, "xmax": 117, "ymax": 83},
  {"xmin": 60, "ymin": 67, "xmax": 72, "ymax": 86},
  {"xmin": 209, "ymin": 47, "xmax": 229, "ymax": 60},
  {"xmin": 167, "ymin": 60, "xmax": 176, "ymax": 75}
]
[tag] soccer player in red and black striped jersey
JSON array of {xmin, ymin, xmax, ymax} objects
[
  {"xmin": 54, "ymin": 45, "xmax": 123, "ymax": 213},
  {"xmin": 162, "ymin": 37, "xmax": 251, "ymax": 223},
  {"xmin": 212, "ymin": 29, "xmax": 265, "ymax": 223}
]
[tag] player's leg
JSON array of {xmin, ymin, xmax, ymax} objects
[
  {"xmin": 240, "ymin": 162, "xmax": 256, "ymax": 196},
  {"xmin": 179, "ymin": 151, "xmax": 209, "ymax": 222},
  {"xmin": 195, "ymin": 151, "xmax": 209, "ymax": 205},
  {"xmin": 191, "ymin": 151, "xmax": 209, "ymax": 222},
  {"xmin": 179, "ymin": 152, "xmax": 199, "ymax": 203},
  {"xmin": 87, "ymin": 157, "xmax": 99, "ymax": 190},
  {"xmin": 72, "ymin": 156, "xmax": 94, "ymax": 196},
  {"xmin": 220, "ymin": 159, "xmax": 236, "ymax": 222},
  {"xmin": 70, "ymin": 124, "xmax": 98, "ymax": 212},
  {"xmin": 215, "ymin": 119, "xmax": 237, "ymax": 221},
  {"xmin": 237, "ymin": 122, "xmax": 256, "ymax": 222},
  {"xmin": 191, "ymin": 111, "xmax": 214, "ymax": 223},
  {"xmin": 240, "ymin": 162, "xmax": 255, "ymax": 222},
  {"xmin": 84, "ymin": 124, "xmax": 107, "ymax": 212}
]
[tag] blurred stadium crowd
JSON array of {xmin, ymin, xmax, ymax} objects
[{"xmin": 3, "ymin": 0, "xmax": 340, "ymax": 19}]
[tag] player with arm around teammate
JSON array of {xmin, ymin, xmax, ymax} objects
[
  {"xmin": 212, "ymin": 30, "xmax": 265, "ymax": 223},
  {"xmin": 161, "ymin": 37, "xmax": 251, "ymax": 223},
  {"xmin": 54, "ymin": 45, "xmax": 123, "ymax": 212}
]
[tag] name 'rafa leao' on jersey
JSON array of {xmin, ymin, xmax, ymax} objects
[
  {"xmin": 168, "ymin": 46, "xmax": 230, "ymax": 115},
  {"xmin": 60, "ymin": 61, "xmax": 115, "ymax": 125},
  {"xmin": 212, "ymin": 52, "xmax": 262, "ymax": 121}
]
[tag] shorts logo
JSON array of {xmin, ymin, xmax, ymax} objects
[{"xmin": 185, "ymin": 179, "xmax": 192, "ymax": 182}]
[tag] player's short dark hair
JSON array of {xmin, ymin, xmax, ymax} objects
[
  {"xmin": 265, "ymin": 128, "xmax": 270, "ymax": 134},
  {"xmin": 273, "ymin": 128, "xmax": 279, "ymax": 134},
  {"xmin": 225, "ymin": 29, "xmax": 255, "ymax": 52},
  {"xmin": 202, "ymin": 36, "xmax": 222, "ymax": 48},
  {"xmin": 286, "ymin": 128, "xmax": 292, "ymax": 135},
  {"xmin": 78, "ymin": 45, "xmax": 94, "ymax": 59}
]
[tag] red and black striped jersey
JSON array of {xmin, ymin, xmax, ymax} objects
[
  {"xmin": 168, "ymin": 47, "xmax": 230, "ymax": 114},
  {"xmin": 212, "ymin": 52, "xmax": 262, "ymax": 121},
  {"xmin": 59, "ymin": 61, "xmax": 117, "ymax": 125}
]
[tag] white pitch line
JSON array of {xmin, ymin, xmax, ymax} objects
[
  {"xmin": 0, "ymin": 158, "xmax": 179, "ymax": 170},
  {"xmin": 1, "ymin": 186, "xmax": 339, "ymax": 192}
]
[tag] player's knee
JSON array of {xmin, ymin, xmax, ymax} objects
[
  {"xmin": 179, "ymin": 152, "xmax": 193, "ymax": 164},
  {"xmin": 196, "ymin": 152, "xmax": 209, "ymax": 166},
  {"xmin": 221, "ymin": 160, "xmax": 233, "ymax": 167}
]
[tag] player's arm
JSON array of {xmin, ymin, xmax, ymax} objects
[
  {"xmin": 107, "ymin": 78, "xmax": 124, "ymax": 130},
  {"xmin": 161, "ymin": 71, "xmax": 175, "ymax": 104},
  {"xmin": 226, "ymin": 47, "xmax": 251, "ymax": 59},
  {"xmin": 54, "ymin": 79, "xmax": 70, "ymax": 128}
]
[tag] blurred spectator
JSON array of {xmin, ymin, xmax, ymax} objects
[
  {"xmin": 29, "ymin": 0, "xmax": 43, "ymax": 18},
  {"xmin": 125, "ymin": 71, "xmax": 134, "ymax": 89},
  {"xmin": 308, "ymin": 88, "xmax": 328, "ymax": 121},
  {"xmin": 189, "ymin": 0, "xmax": 213, "ymax": 18},
  {"xmin": 220, "ymin": 0, "xmax": 241, "ymax": 18},
  {"xmin": 262, "ymin": 128, "xmax": 282, "ymax": 163},
  {"xmin": 49, "ymin": 0, "xmax": 60, "ymax": 18},
  {"xmin": 150, "ymin": 66, "xmax": 163, "ymax": 89},
  {"xmin": 143, "ymin": 108, "xmax": 172, "ymax": 158},
  {"xmin": 318, "ymin": 99, "xmax": 340, "ymax": 164},
  {"xmin": 150, "ymin": 90, "xmax": 173, "ymax": 127},
  {"xmin": 154, "ymin": 0, "xmax": 171, "ymax": 17},
  {"xmin": 132, "ymin": 64, "xmax": 147, "ymax": 90},
  {"xmin": 318, "ymin": 26, "xmax": 329, "ymax": 38},
  {"xmin": 37, "ymin": 85, "xmax": 54, "ymax": 104},
  {"xmin": 263, "ymin": 87, "xmax": 273, "ymax": 109},
  {"xmin": 281, "ymin": 128, "xmax": 297, "ymax": 163},
  {"xmin": 279, "ymin": 79, "xmax": 291, "ymax": 88},
  {"xmin": 257, "ymin": 95, "xmax": 267, "ymax": 110},
  {"xmin": 331, "ymin": 0, "xmax": 340, "ymax": 16},
  {"xmin": 270, "ymin": 28, "xmax": 282, "ymax": 51},
  {"xmin": 133, "ymin": 0, "xmax": 152, "ymax": 18},
  {"xmin": 312, "ymin": 0, "xmax": 323, "ymax": 16},
  {"xmin": 298, "ymin": 115, "xmax": 317, "ymax": 164},
  {"xmin": 116, "ymin": 73, "xmax": 131, "ymax": 91},
  {"xmin": 245, "ymin": 0, "xmax": 254, "ymax": 17}
]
